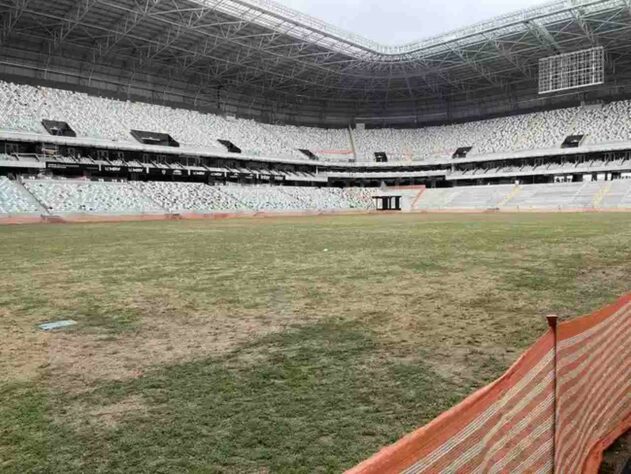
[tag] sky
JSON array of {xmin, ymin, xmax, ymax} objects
[{"xmin": 277, "ymin": 0, "xmax": 548, "ymax": 45}]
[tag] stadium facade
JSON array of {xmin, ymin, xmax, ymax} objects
[{"xmin": 2, "ymin": 0, "xmax": 631, "ymax": 215}]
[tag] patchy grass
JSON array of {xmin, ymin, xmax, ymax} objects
[{"xmin": 1, "ymin": 213, "xmax": 631, "ymax": 472}]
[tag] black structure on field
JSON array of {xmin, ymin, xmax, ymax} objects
[
  {"xmin": 131, "ymin": 130, "xmax": 179, "ymax": 147},
  {"xmin": 562, "ymin": 135, "xmax": 585, "ymax": 148},
  {"xmin": 373, "ymin": 193, "xmax": 402, "ymax": 211},
  {"xmin": 42, "ymin": 120, "xmax": 76, "ymax": 137},
  {"xmin": 218, "ymin": 139, "xmax": 242, "ymax": 153}
]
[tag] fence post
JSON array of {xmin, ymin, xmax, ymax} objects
[{"xmin": 547, "ymin": 314, "xmax": 559, "ymax": 473}]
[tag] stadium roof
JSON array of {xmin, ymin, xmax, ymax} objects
[{"xmin": 1, "ymin": 0, "xmax": 631, "ymax": 125}]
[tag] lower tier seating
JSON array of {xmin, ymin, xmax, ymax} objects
[
  {"xmin": 414, "ymin": 180, "xmax": 631, "ymax": 210},
  {"xmin": 23, "ymin": 179, "xmax": 164, "ymax": 214},
  {"xmin": 0, "ymin": 176, "xmax": 41, "ymax": 214},
  {"xmin": 6, "ymin": 177, "xmax": 631, "ymax": 216},
  {"xmin": 9, "ymin": 178, "xmax": 376, "ymax": 215}
]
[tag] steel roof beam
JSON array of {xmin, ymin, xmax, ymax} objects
[
  {"xmin": 0, "ymin": 3, "xmax": 340, "ymax": 95},
  {"xmin": 526, "ymin": 19, "xmax": 563, "ymax": 53},
  {"xmin": 491, "ymin": 38, "xmax": 536, "ymax": 80},
  {"xmin": 138, "ymin": 4, "xmax": 230, "ymax": 66},
  {"xmin": 0, "ymin": 0, "xmax": 30, "ymax": 45},
  {"xmin": 51, "ymin": 0, "xmax": 99, "ymax": 51},
  {"xmin": 446, "ymin": 42, "xmax": 507, "ymax": 89},
  {"xmin": 572, "ymin": 7, "xmax": 598, "ymax": 45},
  {"xmin": 92, "ymin": 0, "xmax": 165, "ymax": 61},
  {"xmin": 94, "ymin": 1, "xmax": 357, "ymax": 82},
  {"xmin": 205, "ymin": 0, "xmax": 609, "ymax": 60},
  {"xmin": 0, "ymin": 0, "xmax": 630, "ymax": 117}
]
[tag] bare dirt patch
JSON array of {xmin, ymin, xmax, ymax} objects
[{"xmin": 45, "ymin": 305, "xmax": 305, "ymax": 393}]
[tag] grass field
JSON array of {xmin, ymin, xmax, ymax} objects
[{"xmin": 1, "ymin": 212, "xmax": 631, "ymax": 473}]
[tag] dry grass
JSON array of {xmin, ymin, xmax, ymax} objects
[
  {"xmin": 1, "ymin": 213, "xmax": 630, "ymax": 473},
  {"xmin": 0, "ymin": 308, "xmax": 50, "ymax": 384}
]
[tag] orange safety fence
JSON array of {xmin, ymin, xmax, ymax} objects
[
  {"xmin": 556, "ymin": 294, "xmax": 631, "ymax": 473},
  {"xmin": 347, "ymin": 294, "xmax": 631, "ymax": 474}
]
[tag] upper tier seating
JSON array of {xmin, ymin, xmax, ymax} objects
[
  {"xmin": 570, "ymin": 101, "xmax": 631, "ymax": 145},
  {"xmin": 1, "ymin": 80, "xmax": 631, "ymax": 162},
  {"xmin": 353, "ymin": 108, "xmax": 585, "ymax": 161},
  {"xmin": 261, "ymin": 124, "xmax": 353, "ymax": 161},
  {"xmin": 451, "ymin": 158, "xmax": 631, "ymax": 179},
  {"xmin": 0, "ymin": 81, "xmax": 348, "ymax": 160}
]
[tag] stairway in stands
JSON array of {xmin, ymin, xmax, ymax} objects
[{"xmin": 14, "ymin": 178, "xmax": 49, "ymax": 214}]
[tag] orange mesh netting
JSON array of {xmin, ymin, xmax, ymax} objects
[{"xmin": 348, "ymin": 294, "xmax": 631, "ymax": 474}]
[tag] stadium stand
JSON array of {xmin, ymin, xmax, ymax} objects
[
  {"xmin": 300, "ymin": 185, "xmax": 372, "ymax": 209},
  {"xmin": 135, "ymin": 181, "xmax": 247, "ymax": 213},
  {"xmin": 572, "ymin": 101, "xmax": 631, "ymax": 146},
  {"xmin": 204, "ymin": 185, "xmax": 303, "ymax": 212},
  {"xmin": 6, "ymin": 176, "xmax": 631, "ymax": 217},
  {"xmin": 0, "ymin": 176, "xmax": 41, "ymax": 214},
  {"xmin": 23, "ymin": 178, "xmax": 165, "ymax": 215},
  {"xmin": 261, "ymin": 124, "xmax": 353, "ymax": 161},
  {"xmin": 323, "ymin": 187, "xmax": 376, "ymax": 210},
  {"xmin": 352, "ymin": 106, "xmax": 606, "ymax": 161},
  {"xmin": 450, "ymin": 158, "xmax": 631, "ymax": 181},
  {"xmin": 0, "ymin": 81, "xmax": 337, "ymax": 160},
  {"xmin": 2, "ymin": 80, "xmax": 631, "ymax": 164},
  {"xmin": 414, "ymin": 185, "xmax": 516, "ymax": 210},
  {"xmin": 9, "ymin": 178, "xmax": 376, "ymax": 216},
  {"xmin": 219, "ymin": 185, "xmax": 375, "ymax": 212},
  {"xmin": 413, "ymin": 180, "xmax": 631, "ymax": 210}
]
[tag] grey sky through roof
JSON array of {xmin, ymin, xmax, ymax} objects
[{"xmin": 277, "ymin": 0, "xmax": 548, "ymax": 44}]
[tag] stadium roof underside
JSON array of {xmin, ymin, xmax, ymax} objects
[{"xmin": 1, "ymin": 0, "xmax": 631, "ymax": 126}]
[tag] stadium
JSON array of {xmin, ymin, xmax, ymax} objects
[{"xmin": 0, "ymin": 0, "xmax": 630, "ymax": 472}]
